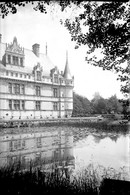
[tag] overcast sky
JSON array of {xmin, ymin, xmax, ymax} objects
[{"xmin": 0, "ymin": 2, "xmax": 124, "ymax": 100}]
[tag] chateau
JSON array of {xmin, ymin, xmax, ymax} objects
[{"xmin": 0, "ymin": 35, "xmax": 74, "ymax": 121}]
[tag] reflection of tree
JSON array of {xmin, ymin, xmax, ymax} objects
[
  {"xmin": 93, "ymin": 135, "xmax": 101, "ymax": 144},
  {"xmin": 93, "ymin": 133, "xmax": 119, "ymax": 143},
  {"xmin": 109, "ymin": 135, "xmax": 119, "ymax": 142}
]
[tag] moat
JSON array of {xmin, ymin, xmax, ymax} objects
[{"xmin": 0, "ymin": 125, "xmax": 129, "ymax": 181}]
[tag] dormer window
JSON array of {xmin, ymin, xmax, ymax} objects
[
  {"xmin": 13, "ymin": 56, "xmax": 18, "ymax": 65},
  {"xmin": 5, "ymin": 37, "xmax": 24, "ymax": 67},
  {"xmin": 8, "ymin": 55, "xmax": 11, "ymax": 64},
  {"xmin": 37, "ymin": 71, "xmax": 41, "ymax": 81},
  {"xmin": 20, "ymin": 58, "xmax": 23, "ymax": 66},
  {"xmin": 54, "ymin": 74, "xmax": 58, "ymax": 83}
]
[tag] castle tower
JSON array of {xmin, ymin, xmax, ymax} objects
[
  {"xmin": 63, "ymin": 51, "xmax": 74, "ymax": 117},
  {"xmin": 63, "ymin": 51, "xmax": 72, "ymax": 79}
]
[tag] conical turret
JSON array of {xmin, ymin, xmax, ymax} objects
[{"xmin": 63, "ymin": 51, "xmax": 72, "ymax": 79}]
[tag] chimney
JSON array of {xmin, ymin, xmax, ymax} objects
[
  {"xmin": 32, "ymin": 43, "xmax": 40, "ymax": 57},
  {"xmin": 0, "ymin": 34, "xmax": 2, "ymax": 43}
]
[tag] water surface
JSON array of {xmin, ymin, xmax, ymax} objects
[{"xmin": 0, "ymin": 126, "xmax": 129, "ymax": 180}]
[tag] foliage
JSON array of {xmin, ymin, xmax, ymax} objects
[
  {"xmin": 63, "ymin": 1, "xmax": 130, "ymax": 98},
  {"xmin": 72, "ymin": 92, "xmax": 92, "ymax": 116},
  {"xmin": 73, "ymin": 92, "xmax": 123, "ymax": 116},
  {"xmin": 0, "ymin": 162, "xmax": 128, "ymax": 195}
]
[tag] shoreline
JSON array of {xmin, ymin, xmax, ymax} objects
[{"xmin": 0, "ymin": 117, "xmax": 129, "ymax": 135}]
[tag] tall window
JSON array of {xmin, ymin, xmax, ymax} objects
[
  {"xmin": 16, "ymin": 57, "xmax": 18, "ymax": 65},
  {"xmin": 8, "ymin": 55, "xmax": 11, "ymax": 64},
  {"xmin": 53, "ymin": 102, "xmax": 58, "ymax": 111},
  {"xmin": 9, "ymin": 141, "xmax": 13, "ymax": 152},
  {"xmin": 36, "ymin": 101, "xmax": 40, "ymax": 110},
  {"xmin": 53, "ymin": 88, "xmax": 58, "ymax": 97},
  {"xmin": 14, "ymin": 100, "xmax": 20, "ymax": 110},
  {"xmin": 9, "ymin": 83, "xmax": 12, "ymax": 93},
  {"xmin": 14, "ymin": 84, "xmax": 20, "ymax": 94},
  {"xmin": 54, "ymin": 74, "xmax": 58, "ymax": 83},
  {"xmin": 36, "ymin": 86, "xmax": 40, "ymax": 96},
  {"xmin": 37, "ymin": 71, "xmax": 41, "ymax": 81},
  {"xmin": 20, "ymin": 58, "xmax": 23, "ymax": 66},
  {"xmin": 21, "ymin": 100, "xmax": 25, "ymax": 110},
  {"xmin": 9, "ymin": 100, "xmax": 12, "ymax": 110},
  {"xmin": 36, "ymin": 137, "xmax": 42, "ymax": 148},
  {"xmin": 6, "ymin": 71, "xmax": 9, "ymax": 76},
  {"xmin": 21, "ymin": 84, "xmax": 25, "ymax": 94},
  {"xmin": 12, "ymin": 56, "xmax": 19, "ymax": 65}
]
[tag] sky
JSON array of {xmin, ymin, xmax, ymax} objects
[{"xmin": 0, "ymin": 2, "xmax": 124, "ymax": 100}]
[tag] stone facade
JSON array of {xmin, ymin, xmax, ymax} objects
[{"xmin": 0, "ymin": 35, "xmax": 74, "ymax": 120}]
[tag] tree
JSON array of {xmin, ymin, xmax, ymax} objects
[
  {"xmin": 0, "ymin": 1, "xmax": 129, "ymax": 97},
  {"xmin": 91, "ymin": 93, "xmax": 107, "ymax": 114},
  {"xmin": 63, "ymin": 1, "xmax": 129, "ymax": 98},
  {"xmin": 106, "ymin": 95, "xmax": 123, "ymax": 114},
  {"xmin": 72, "ymin": 92, "xmax": 92, "ymax": 116}
]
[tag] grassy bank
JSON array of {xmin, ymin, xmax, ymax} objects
[
  {"xmin": 0, "ymin": 163, "xmax": 129, "ymax": 195},
  {"xmin": 0, "ymin": 117, "xmax": 129, "ymax": 134},
  {"xmin": 38, "ymin": 120, "xmax": 129, "ymax": 133}
]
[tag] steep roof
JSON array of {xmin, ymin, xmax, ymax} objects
[
  {"xmin": 63, "ymin": 51, "xmax": 72, "ymax": 79},
  {"xmin": 0, "ymin": 38, "xmax": 56, "ymax": 77}
]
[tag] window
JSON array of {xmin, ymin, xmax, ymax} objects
[
  {"xmin": 36, "ymin": 137, "xmax": 42, "ymax": 148},
  {"xmin": 21, "ymin": 84, "xmax": 25, "ymax": 94},
  {"xmin": 54, "ymin": 74, "xmax": 58, "ymax": 83},
  {"xmin": 9, "ymin": 100, "xmax": 12, "ymax": 110},
  {"xmin": 21, "ymin": 100, "xmax": 25, "ymax": 110},
  {"xmin": 14, "ymin": 84, "xmax": 20, "ymax": 94},
  {"xmin": 9, "ymin": 141, "xmax": 13, "ymax": 152},
  {"xmin": 6, "ymin": 71, "xmax": 9, "ymax": 76},
  {"xmin": 14, "ymin": 100, "xmax": 20, "ymax": 110},
  {"xmin": 16, "ymin": 57, "xmax": 18, "ymax": 65},
  {"xmin": 36, "ymin": 101, "xmax": 40, "ymax": 110},
  {"xmin": 9, "ymin": 83, "xmax": 12, "ymax": 93},
  {"xmin": 53, "ymin": 88, "xmax": 58, "ymax": 97},
  {"xmin": 9, "ymin": 140, "xmax": 26, "ymax": 152},
  {"xmin": 11, "ymin": 72, "xmax": 13, "ymax": 76},
  {"xmin": 12, "ymin": 56, "xmax": 19, "ymax": 65},
  {"xmin": 20, "ymin": 58, "xmax": 23, "ymax": 66},
  {"xmin": 24, "ymin": 74, "xmax": 26, "ymax": 78},
  {"xmin": 8, "ymin": 55, "xmax": 11, "ymax": 64},
  {"xmin": 53, "ymin": 102, "xmax": 58, "ymax": 111},
  {"xmin": 15, "ymin": 73, "xmax": 18, "ymax": 77},
  {"xmin": 20, "ymin": 74, "xmax": 22, "ymax": 78},
  {"xmin": 22, "ymin": 140, "xmax": 26, "ymax": 148},
  {"xmin": 37, "ymin": 71, "xmax": 41, "ymax": 81},
  {"xmin": 36, "ymin": 86, "xmax": 40, "ymax": 96}
]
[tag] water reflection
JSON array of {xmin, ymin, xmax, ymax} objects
[
  {"xmin": 0, "ymin": 128, "xmax": 75, "ymax": 173},
  {"xmin": 74, "ymin": 131, "xmax": 129, "ymax": 180},
  {"xmin": 0, "ymin": 126, "xmax": 129, "ymax": 180}
]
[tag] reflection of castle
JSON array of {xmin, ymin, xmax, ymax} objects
[{"xmin": 0, "ymin": 129, "xmax": 75, "ymax": 171}]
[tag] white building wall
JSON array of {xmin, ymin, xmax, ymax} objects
[
  {"xmin": 0, "ymin": 80, "xmax": 7, "ymax": 93},
  {"xmin": 0, "ymin": 99, "xmax": 7, "ymax": 109},
  {"xmin": 41, "ymin": 86, "xmax": 52, "ymax": 96},
  {"xmin": 26, "ymin": 101, "xmax": 34, "ymax": 110},
  {"xmin": 41, "ymin": 101, "xmax": 52, "ymax": 110},
  {"xmin": 25, "ymin": 83, "xmax": 34, "ymax": 95}
]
